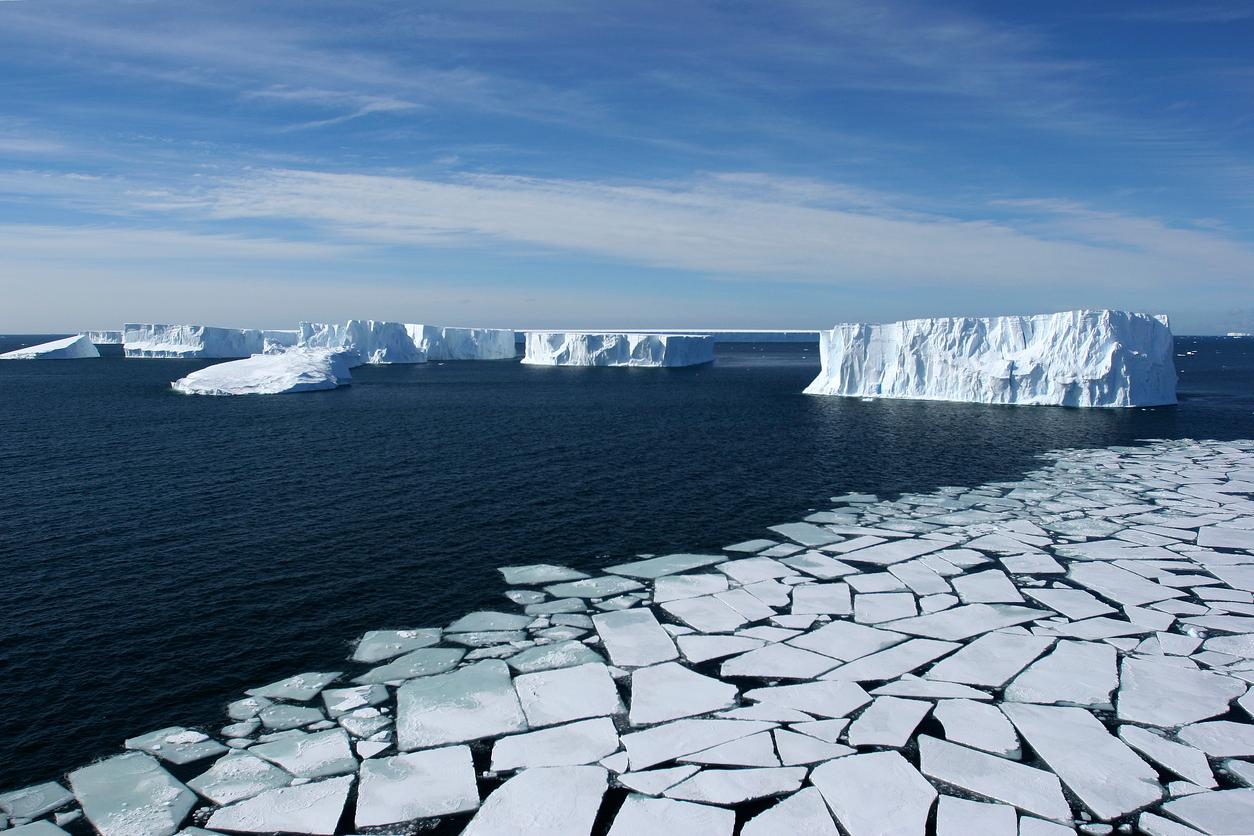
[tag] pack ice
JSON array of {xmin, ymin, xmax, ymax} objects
[
  {"xmin": 804, "ymin": 309, "xmax": 1176, "ymax": 407},
  {"xmin": 521, "ymin": 332, "xmax": 714, "ymax": 367},
  {"xmin": 0, "ymin": 334, "xmax": 99, "ymax": 360},
  {"xmin": 170, "ymin": 349, "xmax": 353, "ymax": 395},
  {"xmin": 122, "ymin": 324, "xmax": 280, "ymax": 359}
]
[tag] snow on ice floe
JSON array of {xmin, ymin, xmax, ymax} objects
[
  {"xmin": 170, "ymin": 348, "xmax": 352, "ymax": 395},
  {"xmin": 14, "ymin": 437, "xmax": 1254, "ymax": 834},
  {"xmin": 521, "ymin": 331, "xmax": 715, "ymax": 367},
  {"xmin": 0, "ymin": 334, "xmax": 99, "ymax": 360},
  {"xmin": 804, "ymin": 309, "xmax": 1177, "ymax": 407}
]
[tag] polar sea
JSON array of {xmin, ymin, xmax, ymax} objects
[{"xmin": 0, "ymin": 336, "xmax": 1252, "ymax": 788}]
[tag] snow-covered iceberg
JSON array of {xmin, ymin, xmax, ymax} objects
[
  {"xmin": 123, "ymin": 324, "xmax": 267, "ymax": 359},
  {"xmin": 521, "ymin": 332, "xmax": 715, "ymax": 367},
  {"xmin": 171, "ymin": 349, "xmax": 353, "ymax": 396},
  {"xmin": 81, "ymin": 330, "xmax": 123, "ymax": 345},
  {"xmin": 1, "ymin": 334, "xmax": 100, "ymax": 360},
  {"xmin": 298, "ymin": 320, "xmax": 426, "ymax": 366},
  {"xmin": 407, "ymin": 325, "xmax": 516, "ymax": 360},
  {"xmin": 804, "ymin": 310, "xmax": 1176, "ymax": 407}
]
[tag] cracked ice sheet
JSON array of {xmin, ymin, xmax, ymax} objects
[
  {"xmin": 207, "ymin": 776, "xmax": 352, "ymax": 835},
  {"xmin": 879, "ymin": 603, "xmax": 1047, "ymax": 640},
  {"xmin": 924, "ymin": 631, "xmax": 1054, "ymax": 687},
  {"xmin": 811, "ymin": 751, "xmax": 936, "ymax": 836},
  {"xmin": 630, "ymin": 662, "xmax": 738, "ymax": 725},
  {"xmin": 356, "ymin": 745, "xmax": 479, "ymax": 827},
  {"xmin": 918, "ymin": 735, "xmax": 1071, "ymax": 822},
  {"xmin": 821, "ymin": 638, "xmax": 960, "ymax": 681},
  {"xmin": 513, "ymin": 662, "xmax": 624, "ymax": 727},
  {"xmin": 462, "ymin": 766, "xmax": 607, "ymax": 836},
  {"xmin": 608, "ymin": 794, "xmax": 734, "ymax": 836},
  {"xmin": 1004, "ymin": 639, "xmax": 1118, "ymax": 708},
  {"xmin": 490, "ymin": 717, "xmax": 620, "ymax": 771},
  {"xmin": 397, "ymin": 660, "xmax": 527, "ymax": 749},
  {"xmin": 1116, "ymin": 656, "xmax": 1247, "ymax": 727},
  {"xmin": 622, "ymin": 720, "xmax": 776, "ymax": 770},
  {"xmin": 593, "ymin": 609, "xmax": 678, "ymax": 667},
  {"xmin": 845, "ymin": 696, "xmax": 932, "ymax": 747},
  {"xmin": 932, "ymin": 698, "xmax": 1019, "ymax": 756},
  {"xmin": 742, "ymin": 787, "xmax": 838, "ymax": 836},
  {"xmin": 665, "ymin": 767, "xmax": 806, "ymax": 805}
]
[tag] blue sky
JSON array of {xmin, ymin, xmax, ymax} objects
[{"xmin": 0, "ymin": 0, "xmax": 1251, "ymax": 333}]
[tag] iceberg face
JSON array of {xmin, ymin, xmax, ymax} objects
[
  {"xmin": 170, "ymin": 349, "xmax": 353, "ymax": 396},
  {"xmin": 804, "ymin": 309, "xmax": 1176, "ymax": 407},
  {"xmin": 1, "ymin": 334, "xmax": 100, "ymax": 360},
  {"xmin": 81, "ymin": 330, "xmax": 123, "ymax": 345},
  {"xmin": 407, "ymin": 324, "xmax": 517, "ymax": 361},
  {"xmin": 521, "ymin": 332, "xmax": 715, "ymax": 367},
  {"xmin": 123, "ymin": 324, "xmax": 267, "ymax": 359},
  {"xmin": 298, "ymin": 320, "xmax": 426, "ymax": 366}
]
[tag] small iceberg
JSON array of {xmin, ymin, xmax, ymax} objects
[
  {"xmin": 170, "ymin": 349, "xmax": 352, "ymax": 396},
  {"xmin": 0, "ymin": 334, "xmax": 100, "ymax": 360},
  {"xmin": 521, "ymin": 332, "xmax": 714, "ymax": 367}
]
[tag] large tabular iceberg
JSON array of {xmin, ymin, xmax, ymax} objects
[
  {"xmin": 124, "ymin": 324, "xmax": 267, "ymax": 359},
  {"xmin": 521, "ymin": 332, "xmax": 715, "ymax": 367},
  {"xmin": 407, "ymin": 324, "xmax": 516, "ymax": 360},
  {"xmin": 1, "ymin": 334, "xmax": 100, "ymax": 360},
  {"xmin": 804, "ymin": 309, "xmax": 1176, "ymax": 407},
  {"xmin": 80, "ymin": 330, "xmax": 123, "ymax": 345},
  {"xmin": 171, "ymin": 349, "xmax": 352, "ymax": 395},
  {"xmin": 298, "ymin": 320, "xmax": 426, "ymax": 366}
]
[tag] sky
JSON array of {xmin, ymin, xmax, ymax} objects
[{"xmin": 0, "ymin": 0, "xmax": 1251, "ymax": 333}]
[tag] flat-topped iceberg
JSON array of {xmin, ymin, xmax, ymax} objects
[
  {"xmin": 171, "ymin": 349, "xmax": 352, "ymax": 395},
  {"xmin": 407, "ymin": 324, "xmax": 516, "ymax": 360},
  {"xmin": 804, "ymin": 309, "xmax": 1175, "ymax": 407},
  {"xmin": 80, "ymin": 330, "xmax": 123, "ymax": 345},
  {"xmin": 298, "ymin": 320, "xmax": 426, "ymax": 366},
  {"xmin": 1, "ymin": 334, "xmax": 99, "ymax": 360},
  {"xmin": 124, "ymin": 324, "xmax": 268, "ymax": 359},
  {"xmin": 522, "ymin": 332, "xmax": 714, "ymax": 367}
]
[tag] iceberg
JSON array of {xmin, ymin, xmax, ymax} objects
[
  {"xmin": 804, "ymin": 309, "xmax": 1176, "ymax": 407},
  {"xmin": 297, "ymin": 320, "xmax": 425, "ymax": 366},
  {"xmin": 80, "ymin": 330, "xmax": 123, "ymax": 344},
  {"xmin": 0, "ymin": 334, "xmax": 99, "ymax": 360},
  {"xmin": 521, "ymin": 332, "xmax": 714, "ymax": 367},
  {"xmin": 170, "ymin": 349, "xmax": 352, "ymax": 396},
  {"xmin": 123, "ymin": 324, "xmax": 267, "ymax": 359},
  {"xmin": 407, "ymin": 324, "xmax": 517, "ymax": 360}
]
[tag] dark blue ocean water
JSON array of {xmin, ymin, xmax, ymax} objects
[{"xmin": 1, "ymin": 336, "xmax": 1252, "ymax": 789}]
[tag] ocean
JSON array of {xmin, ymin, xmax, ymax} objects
[{"xmin": 0, "ymin": 336, "xmax": 1251, "ymax": 788}]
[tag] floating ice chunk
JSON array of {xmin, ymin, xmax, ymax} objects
[
  {"xmin": 786, "ymin": 619, "xmax": 907, "ymax": 661},
  {"xmin": 1160, "ymin": 789, "xmax": 1254, "ymax": 834},
  {"xmin": 681, "ymin": 731, "xmax": 779, "ymax": 766},
  {"xmin": 1197, "ymin": 526, "xmax": 1254, "ymax": 550},
  {"xmin": 629, "ymin": 662, "xmax": 738, "ymax": 725},
  {"xmin": 872, "ymin": 677, "xmax": 991, "ymax": 699},
  {"xmin": 608, "ymin": 794, "xmax": 734, "ymax": 836},
  {"xmin": 720, "ymin": 643, "xmax": 839, "ymax": 679},
  {"xmin": 1118, "ymin": 726, "xmax": 1216, "ymax": 788},
  {"xmin": 355, "ymin": 745, "xmax": 478, "ymax": 827},
  {"xmin": 654, "ymin": 574, "xmax": 731, "ymax": 603},
  {"xmin": 952, "ymin": 570, "xmax": 1024, "ymax": 604},
  {"xmin": 462, "ymin": 765, "xmax": 607, "ymax": 836},
  {"xmin": 935, "ymin": 796, "xmax": 1017, "ymax": 836},
  {"xmin": 1023, "ymin": 588, "xmax": 1117, "ymax": 619},
  {"xmin": 822, "ymin": 638, "xmax": 960, "ymax": 681},
  {"xmin": 743, "ymin": 679, "xmax": 871, "ymax": 718},
  {"xmin": 725, "ymin": 539, "xmax": 778, "ymax": 553},
  {"xmin": 617, "ymin": 765, "xmax": 700, "ymax": 795},
  {"xmin": 925, "ymin": 631, "xmax": 1054, "ymax": 687},
  {"xmin": 171, "ymin": 349, "xmax": 352, "ymax": 395},
  {"xmin": 780, "ymin": 552, "xmax": 858, "ymax": 579},
  {"xmin": 677, "ymin": 634, "xmax": 765, "ymax": 663},
  {"xmin": 662, "ymin": 595, "xmax": 748, "ymax": 632},
  {"xmin": 742, "ymin": 788, "xmax": 838, "ymax": 836},
  {"xmin": 1068, "ymin": 563, "xmax": 1184, "ymax": 607},
  {"xmin": 6, "ymin": 822, "xmax": 70, "ymax": 835},
  {"xmin": 353, "ymin": 647, "xmax": 465, "ymax": 684},
  {"xmin": 187, "ymin": 752, "xmax": 290, "ymax": 805},
  {"xmin": 854, "ymin": 591, "xmax": 917, "ymax": 623},
  {"xmin": 407, "ymin": 324, "xmax": 516, "ymax": 360},
  {"xmin": 247, "ymin": 671, "xmax": 340, "ymax": 702},
  {"xmin": 322, "ymin": 684, "xmax": 388, "ymax": 718},
  {"xmin": 397, "ymin": 660, "xmax": 527, "ymax": 749},
  {"xmin": 227, "ymin": 696, "xmax": 271, "ymax": 720},
  {"xmin": 846, "ymin": 696, "xmax": 932, "ymax": 747},
  {"xmin": 0, "ymin": 783, "xmax": 74, "ymax": 819},
  {"xmin": 513, "ymin": 662, "xmax": 624, "ymax": 728},
  {"xmin": 788, "ymin": 717, "xmax": 849, "ymax": 742},
  {"xmin": 622, "ymin": 720, "xmax": 776, "ymax": 770},
  {"xmin": 500, "ymin": 564, "xmax": 590, "ymax": 585},
  {"xmin": 68, "ymin": 752, "xmax": 196, "ymax": 836},
  {"xmin": 1004, "ymin": 640, "xmax": 1118, "ymax": 708},
  {"xmin": 836, "ymin": 538, "xmax": 947, "ymax": 566},
  {"xmin": 206, "ymin": 774, "xmax": 352, "ymax": 835},
  {"xmin": 505, "ymin": 640, "xmax": 604, "ymax": 673},
  {"xmin": 1116, "ymin": 657, "xmax": 1245, "ymax": 727},
  {"xmin": 593, "ymin": 609, "xmax": 678, "ymax": 667},
  {"xmin": 522, "ymin": 332, "xmax": 714, "ymax": 367},
  {"xmin": 249, "ymin": 728, "xmax": 355, "ymax": 778},
  {"xmin": 124, "ymin": 727, "xmax": 227, "ymax": 765},
  {"xmin": 608, "ymin": 554, "xmax": 728, "ymax": 578},
  {"xmin": 790, "ymin": 582, "xmax": 853, "ymax": 615},
  {"xmin": 890, "ymin": 561, "xmax": 952, "ymax": 595},
  {"xmin": 811, "ymin": 751, "xmax": 936, "ymax": 836},
  {"xmin": 1001, "ymin": 703, "xmax": 1162, "ymax": 819},
  {"xmin": 932, "ymin": 698, "xmax": 1019, "ymax": 756},
  {"xmin": 1177, "ymin": 721, "xmax": 1254, "ymax": 757},
  {"xmin": 714, "ymin": 587, "xmax": 775, "ymax": 620},
  {"xmin": 772, "ymin": 728, "xmax": 853, "ymax": 764},
  {"xmin": 258, "ymin": 703, "xmax": 324, "ymax": 730},
  {"xmin": 491, "ymin": 717, "xmax": 620, "ymax": 771},
  {"xmin": 351, "ymin": 629, "xmax": 442, "ymax": 663},
  {"xmin": 878, "ymin": 603, "xmax": 1046, "ymax": 640},
  {"xmin": 0, "ymin": 334, "xmax": 99, "ymax": 360},
  {"xmin": 803, "ymin": 310, "xmax": 1177, "ymax": 407},
  {"xmin": 918, "ymin": 736, "xmax": 1071, "ymax": 822},
  {"xmin": 448, "ymin": 611, "xmax": 534, "ymax": 632},
  {"xmin": 769, "ymin": 523, "xmax": 844, "ymax": 547},
  {"xmin": 665, "ymin": 767, "xmax": 805, "ymax": 805},
  {"xmin": 545, "ymin": 576, "xmax": 644, "ymax": 598}
]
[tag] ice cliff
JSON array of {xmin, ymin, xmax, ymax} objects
[
  {"xmin": 171, "ymin": 349, "xmax": 353, "ymax": 395},
  {"xmin": 804, "ymin": 309, "xmax": 1176, "ymax": 407},
  {"xmin": 80, "ymin": 330, "xmax": 123, "ymax": 345},
  {"xmin": 407, "ymin": 325, "xmax": 516, "ymax": 360},
  {"xmin": 1, "ymin": 334, "xmax": 100, "ymax": 360},
  {"xmin": 521, "ymin": 332, "xmax": 715, "ymax": 367},
  {"xmin": 123, "ymin": 324, "xmax": 269, "ymax": 359},
  {"xmin": 298, "ymin": 320, "xmax": 426, "ymax": 366}
]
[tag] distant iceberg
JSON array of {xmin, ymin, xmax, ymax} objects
[
  {"xmin": 407, "ymin": 324, "xmax": 517, "ymax": 360},
  {"xmin": 521, "ymin": 332, "xmax": 715, "ymax": 367},
  {"xmin": 171, "ymin": 349, "xmax": 353, "ymax": 395},
  {"xmin": 81, "ymin": 330, "xmax": 123, "ymax": 345},
  {"xmin": 804, "ymin": 309, "xmax": 1176, "ymax": 407},
  {"xmin": 1, "ymin": 334, "xmax": 100, "ymax": 360},
  {"xmin": 298, "ymin": 320, "xmax": 426, "ymax": 366},
  {"xmin": 123, "ymin": 324, "xmax": 267, "ymax": 359}
]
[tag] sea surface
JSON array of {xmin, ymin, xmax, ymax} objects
[{"xmin": 0, "ymin": 336, "xmax": 1252, "ymax": 788}]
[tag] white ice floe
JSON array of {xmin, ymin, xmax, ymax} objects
[
  {"xmin": 298, "ymin": 320, "xmax": 426, "ymax": 365},
  {"xmin": 123, "ymin": 323, "xmax": 268, "ymax": 359},
  {"xmin": 461, "ymin": 766, "xmax": 606, "ymax": 836},
  {"xmin": 1003, "ymin": 639, "xmax": 1118, "ymax": 708},
  {"xmin": 249, "ymin": 729, "xmax": 357, "ymax": 778},
  {"xmin": 352, "ymin": 646, "xmax": 465, "ymax": 684},
  {"xmin": 0, "ymin": 334, "xmax": 99, "ymax": 360},
  {"xmin": 743, "ymin": 679, "xmax": 871, "ymax": 718},
  {"xmin": 206, "ymin": 775, "xmax": 352, "ymax": 835},
  {"xmin": 925, "ymin": 631, "xmax": 1054, "ymax": 687},
  {"xmin": 665, "ymin": 766, "xmax": 806, "ymax": 805},
  {"xmin": 1118, "ymin": 725, "xmax": 1216, "ymax": 789},
  {"xmin": 351, "ymin": 628, "xmax": 442, "ymax": 663},
  {"xmin": 681, "ymin": 730, "xmax": 779, "ymax": 766},
  {"xmin": 609, "ymin": 553, "xmax": 727, "ymax": 578},
  {"xmin": 355, "ymin": 745, "xmax": 478, "ymax": 827},
  {"xmin": 1177, "ymin": 721, "xmax": 1254, "ymax": 757},
  {"xmin": 186, "ymin": 752, "xmax": 290, "ymax": 805},
  {"xmin": 622, "ymin": 720, "xmax": 776, "ymax": 770},
  {"xmin": 822, "ymin": 638, "xmax": 960, "ymax": 681},
  {"xmin": 123, "ymin": 727, "xmax": 226, "ymax": 765},
  {"xmin": 786, "ymin": 619, "xmax": 907, "ymax": 661},
  {"xmin": 803, "ymin": 309, "xmax": 1176, "ymax": 407},
  {"xmin": 608, "ymin": 794, "xmax": 734, "ymax": 836},
  {"xmin": 932, "ymin": 698, "xmax": 1020, "ymax": 756},
  {"xmin": 811, "ymin": 751, "xmax": 937, "ymax": 836},
  {"xmin": 396, "ymin": 660, "xmax": 527, "ymax": 749},
  {"xmin": 68, "ymin": 752, "xmax": 196, "ymax": 836},
  {"xmin": 877, "ymin": 603, "xmax": 1045, "ymax": 641},
  {"xmin": 491, "ymin": 717, "xmax": 620, "ymax": 770},
  {"xmin": 1160, "ymin": 789, "xmax": 1254, "ymax": 834},
  {"xmin": 521, "ymin": 332, "xmax": 714, "ymax": 367},
  {"xmin": 172, "ymin": 348, "xmax": 352, "ymax": 395},
  {"xmin": 510, "ymin": 662, "xmax": 624, "ymax": 728},
  {"xmin": 845, "ymin": 696, "xmax": 932, "ymax": 747},
  {"xmin": 1115, "ymin": 656, "xmax": 1246, "ymax": 727},
  {"xmin": 918, "ymin": 735, "xmax": 1071, "ymax": 822},
  {"xmin": 935, "ymin": 796, "xmax": 1018, "ymax": 836},
  {"xmin": 721, "ymin": 643, "xmax": 840, "ymax": 679},
  {"xmin": 407, "ymin": 324, "xmax": 516, "ymax": 360},
  {"xmin": 772, "ymin": 729, "xmax": 853, "ymax": 765},
  {"xmin": 0, "ymin": 782, "xmax": 74, "ymax": 821},
  {"xmin": 593, "ymin": 609, "xmax": 678, "ymax": 667},
  {"xmin": 629, "ymin": 662, "xmax": 738, "ymax": 725}
]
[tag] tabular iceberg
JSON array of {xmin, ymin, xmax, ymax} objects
[
  {"xmin": 123, "ymin": 324, "xmax": 267, "ymax": 359},
  {"xmin": 1, "ymin": 334, "xmax": 100, "ymax": 360},
  {"xmin": 804, "ymin": 309, "xmax": 1176, "ymax": 407},
  {"xmin": 170, "ymin": 349, "xmax": 353, "ymax": 395},
  {"xmin": 298, "ymin": 320, "xmax": 426, "ymax": 366},
  {"xmin": 407, "ymin": 324, "xmax": 516, "ymax": 360},
  {"xmin": 81, "ymin": 330, "xmax": 123, "ymax": 345},
  {"xmin": 521, "ymin": 332, "xmax": 715, "ymax": 367}
]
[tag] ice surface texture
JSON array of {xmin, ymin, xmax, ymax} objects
[
  {"xmin": 0, "ymin": 334, "xmax": 99, "ymax": 360},
  {"xmin": 521, "ymin": 332, "xmax": 715, "ymax": 367},
  {"xmin": 122, "ymin": 324, "xmax": 274, "ymax": 359},
  {"xmin": 170, "ymin": 349, "xmax": 353, "ymax": 396},
  {"xmin": 805, "ymin": 309, "xmax": 1176, "ymax": 407}
]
